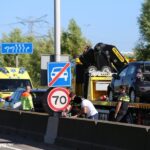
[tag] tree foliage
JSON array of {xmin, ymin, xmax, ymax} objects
[
  {"xmin": 138, "ymin": 0, "xmax": 150, "ymax": 42},
  {"xmin": 134, "ymin": 0, "xmax": 150, "ymax": 60},
  {"xmin": 134, "ymin": 40, "xmax": 150, "ymax": 60},
  {"xmin": 61, "ymin": 19, "xmax": 91, "ymax": 58}
]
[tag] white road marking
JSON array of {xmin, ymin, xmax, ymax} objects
[{"xmin": 0, "ymin": 144, "xmax": 22, "ymax": 150}]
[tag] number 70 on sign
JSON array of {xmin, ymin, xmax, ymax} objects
[{"xmin": 47, "ymin": 87, "xmax": 71, "ymax": 112}]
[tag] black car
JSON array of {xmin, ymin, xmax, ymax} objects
[
  {"xmin": 4, "ymin": 88, "xmax": 48, "ymax": 112},
  {"xmin": 108, "ymin": 61, "xmax": 150, "ymax": 102}
]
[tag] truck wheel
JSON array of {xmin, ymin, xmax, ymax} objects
[
  {"xmin": 129, "ymin": 90, "xmax": 136, "ymax": 103},
  {"xmin": 108, "ymin": 89, "xmax": 114, "ymax": 101}
]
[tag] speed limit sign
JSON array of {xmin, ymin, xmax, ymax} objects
[{"xmin": 47, "ymin": 87, "xmax": 71, "ymax": 112}]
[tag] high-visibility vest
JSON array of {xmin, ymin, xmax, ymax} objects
[
  {"xmin": 119, "ymin": 94, "xmax": 130, "ymax": 102},
  {"xmin": 21, "ymin": 92, "xmax": 34, "ymax": 110}
]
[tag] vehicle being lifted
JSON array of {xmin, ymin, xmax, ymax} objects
[
  {"xmin": 79, "ymin": 43, "xmax": 128, "ymax": 73},
  {"xmin": 108, "ymin": 61, "xmax": 150, "ymax": 102}
]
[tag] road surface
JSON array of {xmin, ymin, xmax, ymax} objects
[{"xmin": 0, "ymin": 133, "xmax": 74, "ymax": 150}]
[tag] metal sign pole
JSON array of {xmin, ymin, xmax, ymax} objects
[
  {"xmin": 54, "ymin": 0, "xmax": 61, "ymax": 62},
  {"xmin": 16, "ymin": 54, "xmax": 18, "ymax": 67}
]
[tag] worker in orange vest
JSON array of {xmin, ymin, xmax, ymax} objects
[{"xmin": 21, "ymin": 85, "xmax": 34, "ymax": 111}]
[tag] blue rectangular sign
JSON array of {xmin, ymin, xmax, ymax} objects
[
  {"xmin": 47, "ymin": 62, "xmax": 72, "ymax": 87},
  {"xmin": 1, "ymin": 43, "xmax": 33, "ymax": 54}
]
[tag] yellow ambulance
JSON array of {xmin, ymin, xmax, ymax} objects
[{"xmin": 0, "ymin": 67, "xmax": 33, "ymax": 98}]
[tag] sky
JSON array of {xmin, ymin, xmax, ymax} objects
[{"xmin": 0, "ymin": 0, "xmax": 144, "ymax": 52}]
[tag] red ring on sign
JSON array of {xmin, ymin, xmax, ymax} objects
[{"xmin": 47, "ymin": 87, "xmax": 71, "ymax": 112}]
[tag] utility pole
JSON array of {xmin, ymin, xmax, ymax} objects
[{"xmin": 54, "ymin": 0, "xmax": 61, "ymax": 62}]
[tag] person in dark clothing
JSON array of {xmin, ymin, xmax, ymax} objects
[
  {"xmin": 136, "ymin": 68, "xmax": 144, "ymax": 82},
  {"xmin": 114, "ymin": 85, "xmax": 130, "ymax": 122}
]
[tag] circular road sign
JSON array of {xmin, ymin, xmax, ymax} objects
[{"xmin": 47, "ymin": 87, "xmax": 71, "ymax": 112}]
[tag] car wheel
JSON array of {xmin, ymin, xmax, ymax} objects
[
  {"xmin": 129, "ymin": 90, "xmax": 136, "ymax": 103},
  {"xmin": 108, "ymin": 89, "xmax": 114, "ymax": 101}
]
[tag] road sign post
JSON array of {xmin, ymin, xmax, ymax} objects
[
  {"xmin": 47, "ymin": 87, "xmax": 71, "ymax": 112},
  {"xmin": 16, "ymin": 54, "xmax": 18, "ymax": 67}
]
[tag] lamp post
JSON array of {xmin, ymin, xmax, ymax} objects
[{"xmin": 54, "ymin": 0, "xmax": 61, "ymax": 62}]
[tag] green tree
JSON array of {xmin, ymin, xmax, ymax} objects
[
  {"xmin": 28, "ymin": 37, "xmax": 54, "ymax": 86},
  {"xmin": 61, "ymin": 19, "xmax": 91, "ymax": 58},
  {"xmin": 134, "ymin": 0, "xmax": 150, "ymax": 60}
]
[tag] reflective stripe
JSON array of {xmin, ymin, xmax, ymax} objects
[{"xmin": 120, "ymin": 95, "xmax": 130, "ymax": 102}]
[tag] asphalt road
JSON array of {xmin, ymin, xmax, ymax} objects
[{"xmin": 0, "ymin": 133, "xmax": 74, "ymax": 150}]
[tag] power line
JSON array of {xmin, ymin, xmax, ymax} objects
[
  {"xmin": 0, "ymin": 14, "xmax": 50, "ymax": 36},
  {"xmin": 15, "ymin": 14, "xmax": 49, "ymax": 36}
]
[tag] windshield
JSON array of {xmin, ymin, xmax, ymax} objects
[{"xmin": 0, "ymin": 79, "xmax": 32, "ymax": 92}]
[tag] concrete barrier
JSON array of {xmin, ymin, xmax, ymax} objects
[
  {"xmin": 56, "ymin": 118, "xmax": 150, "ymax": 150},
  {"xmin": 0, "ymin": 109, "xmax": 49, "ymax": 141},
  {"xmin": 0, "ymin": 109, "xmax": 150, "ymax": 150},
  {"xmin": 0, "ymin": 109, "xmax": 21, "ymax": 129},
  {"xmin": 147, "ymin": 128, "xmax": 150, "ymax": 149},
  {"xmin": 93, "ymin": 121, "xmax": 148, "ymax": 150}
]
